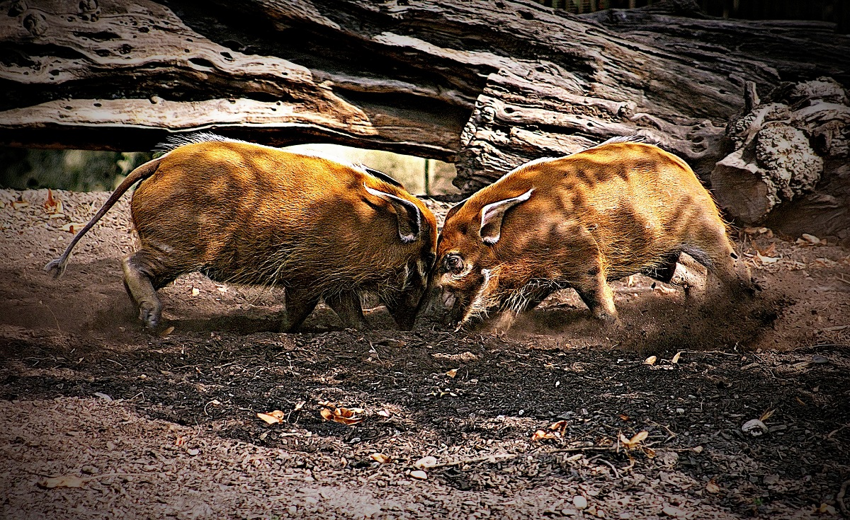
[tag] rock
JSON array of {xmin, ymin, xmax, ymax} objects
[
  {"xmin": 742, "ymin": 419, "xmax": 768, "ymax": 436},
  {"xmin": 573, "ymin": 495, "xmax": 588, "ymax": 510}
]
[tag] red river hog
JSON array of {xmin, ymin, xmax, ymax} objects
[
  {"xmin": 432, "ymin": 141, "xmax": 755, "ymax": 332},
  {"xmin": 46, "ymin": 134, "xmax": 437, "ymax": 331}
]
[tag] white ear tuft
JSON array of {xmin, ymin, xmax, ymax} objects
[
  {"xmin": 364, "ymin": 184, "xmax": 421, "ymax": 243},
  {"xmin": 479, "ymin": 188, "xmax": 533, "ymax": 245}
]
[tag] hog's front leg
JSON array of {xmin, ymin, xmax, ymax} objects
[{"xmin": 326, "ymin": 290, "xmax": 369, "ymax": 330}]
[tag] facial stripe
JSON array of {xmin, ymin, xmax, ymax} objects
[{"xmin": 463, "ymin": 267, "xmax": 499, "ymax": 324}]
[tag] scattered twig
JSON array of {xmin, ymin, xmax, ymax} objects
[
  {"xmin": 679, "ymin": 350, "xmax": 740, "ymax": 358},
  {"xmin": 648, "ymin": 420, "xmax": 678, "ymax": 442},
  {"xmin": 838, "ymin": 479, "xmax": 849, "ymax": 516},
  {"xmin": 590, "ymin": 455, "xmax": 621, "ymax": 478},
  {"xmin": 827, "ymin": 423, "xmax": 850, "ymax": 439},
  {"xmin": 105, "ymin": 358, "xmax": 126, "ymax": 369}
]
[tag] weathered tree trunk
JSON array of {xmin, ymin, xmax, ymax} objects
[
  {"xmin": 0, "ymin": 0, "xmax": 848, "ymax": 239},
  {"xmin": 711, "ymin": 79, "xmax": 846, "ymax": 222}
]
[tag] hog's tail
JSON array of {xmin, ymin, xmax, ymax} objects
[{"xmin": 44, "ymin": 157, "xmax": 163, "ymax": 278}]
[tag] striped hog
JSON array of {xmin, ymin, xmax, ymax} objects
[
  {"xmin": 46, "ymin": 134, "xmax": 437, "ymax": 331},
  {"xmin": 432, "ymin": 141, "xmax": 755, "ymax": 332}
]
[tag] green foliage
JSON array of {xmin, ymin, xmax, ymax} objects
[
  {"xmin": 285, "ymin": 144, "xmax": 459, "ymax": 196},
  {"xmin": 0, "ymin": 148, "xmax": 153, "ymax": 191},
  {"xmin": 0, "ymin": 144, "xmax": 459, "ymax": 195}
]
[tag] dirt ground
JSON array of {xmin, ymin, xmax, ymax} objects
[{"xmin": 1, "ymin": 188, "xmax": 849, "ymax": 519}]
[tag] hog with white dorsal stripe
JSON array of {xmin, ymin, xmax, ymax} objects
[
  {"xmin": 432, "ymin": 141, "xmax": 756, "ymax": 332},
  {"xmin": 46, "ymin": 134, "xmax": 437, "ymax": 331}
]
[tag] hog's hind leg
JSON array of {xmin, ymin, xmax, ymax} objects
[
  {"xmin": 573, "ymin": 268, "xmax": 618, "ymax": 323},
  {"xmin": 643, "ymin": 252, "xmax": 708, "ymax": 300},
  {"xmin": 688, "ymin": 225, "xmax": 756, "ymax": 299},
  {"xmin": 122, "ymin": 251, "xmax": 178, "ymax": 329}
]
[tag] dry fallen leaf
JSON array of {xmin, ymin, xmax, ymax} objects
[
  {"xmin": 815, "ymin": 503, "xmax": 837, "ymax": 515},
  {"xmin": 643, "ymin": 356, "xmax": 657, "ymax": 366},
  {"xmin": 319, "ymin": 407, "xmax": 363, "ymax": 426},
  {"xmin": 532, "ymin": 429, "xmax": 560, "ymax": 441},
  {"xmin": 294, "ymin": 401, "xmax": 305, "ymax": 411},
  {"xmin": 549, "ymin": 420, "xmax": 568, "ymax": 432},
  {"xmin": 619, "ymin": 430, "xmax": 649, "ymax": 449},
  {"xmin": 631, "ymin": 431, "xmax": 648, "ymax": 443},
  {"xmin": 60, "ymin": 222, "xmax": 86, "ymax": 234},
  {"xmin": 619, "ymin": 414, "xmax": 630, "ymax": 421},
  {"xmin": 446, "ymin": 369, "xmax": 458, "ymax": 378},
  {"xmin": 11, "ymin": 199, "xmax": 30, "ymax": 210},
  {"xmin": 758, "ymin": 243, "xmax": 777, "ymax": 257},
  {"xmin": 257, "ymin": 412, "xmax": 282, "ymax": 425},
  {"xmin": 756, "ymin": 252, "xmax": 780, "ymax": 264},
  {"xmin": 671, "ymin": 351, "xmax": 682, "ymax": 364},
  {"xmin": 159, "ymin": 326, "xmax": 175, "ymax": 338},
  {"xmin": 43, "ymin": 189, "xmax": 64, "ymax": 215},
  {"xmin": 370, "ymin": 453, "xmax": 391, "ymax": 464},
  {"xmin": 38, "ymin": 475, "xmax": 85, "ymax": 489},
  {"xmin": 653, "ymin": 284, "xmax": 677, "ymax": 295},
  {"xmin": 414, "ymin": 456, "xmax": 437, "ymax": 469},
  {"xmin": 705, "ymin": 479, "xmax": 721, "ymax": 493}
]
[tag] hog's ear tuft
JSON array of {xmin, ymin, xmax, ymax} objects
[
  {"xmin": 364, "ymin": 184, "xmax": 421, "ymax": 243},
  {"xmin": 479, "ymin": 189, "xmax": 533, "ymax": 245}
]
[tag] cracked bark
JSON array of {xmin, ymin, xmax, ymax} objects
[{"xmin": 0, "ymin": 0, "xmax": 847, "ymax": 202}]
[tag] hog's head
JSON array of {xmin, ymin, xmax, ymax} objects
[
  {"xmin": 364, "ymin": 184, "xmax": 438, "ymax": 330},
  {"xmin": 431, "ymin": 188, "xmax": 535, "ymax": 326}
]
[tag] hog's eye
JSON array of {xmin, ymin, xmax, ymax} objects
[{"xmin": 445, "ymin": 253, "xmax": 465, "ymax": 275}]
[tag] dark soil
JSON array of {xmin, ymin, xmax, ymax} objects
[{"xmin": 1, "ymin": 189, "xmax": 849, "ymax": 519}]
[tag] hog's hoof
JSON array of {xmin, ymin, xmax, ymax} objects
[
  {"xmin": 592, "ymin": 308, "xmax": 618, "ymax": 324},
  {"xmin": 139, "ymin": 302, "xmax": 161, "ymax": 329}
]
